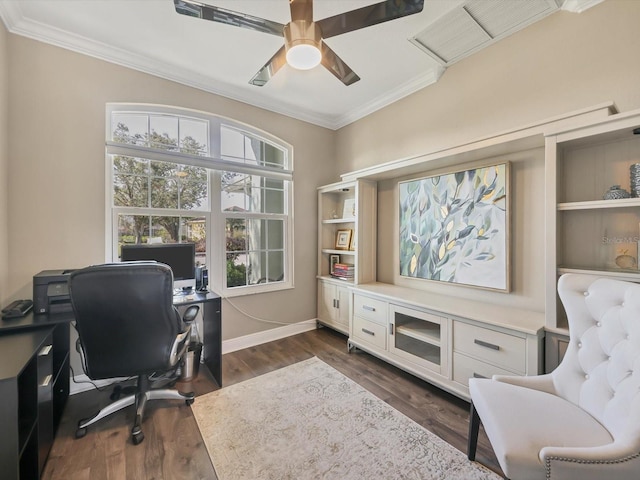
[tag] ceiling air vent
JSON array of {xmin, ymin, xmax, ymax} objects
[{"xmin": 410, "ymin": 0, "xmax": 562, "ymax": 65}]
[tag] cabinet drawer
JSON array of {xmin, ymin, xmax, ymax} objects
[
  {"xmin": 453, "ymin": 322, "xmax": 525, "ymax": 373},
  {"xmin": 453, "ymin": 352, "xmax": 517, "ymax": 388},
  {"xmin": 353, "ymin": 315, "xmax": 387, "ymax": 350},
  {"xmin": 353, "ymin": 294, "xmax": 387, "ymax": 325}
]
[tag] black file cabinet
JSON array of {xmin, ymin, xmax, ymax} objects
[{"xmin": 0, "ymin": 317, "xmax": 70, "ymax": 480}]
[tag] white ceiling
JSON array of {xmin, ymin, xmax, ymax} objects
[{"xmin": 0, "ymin": 0, "xmax": 601, "ymax": 129}]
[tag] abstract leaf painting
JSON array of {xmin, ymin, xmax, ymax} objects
[{"xmin": 399, "ymin": 163, "xmax": 510, "ymax": 291}]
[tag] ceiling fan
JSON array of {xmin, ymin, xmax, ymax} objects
[{"xmin": 173, "ymin": 0, "xmax": 424, "ymax": 86}]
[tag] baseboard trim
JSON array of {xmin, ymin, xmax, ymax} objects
[
  {"xmin": 70, "ymin": 319, "xmax": 319, "ymax": 395},
  {"xmin": 222, "ymin": 318, "xmax": 318, "ymax": 354}
]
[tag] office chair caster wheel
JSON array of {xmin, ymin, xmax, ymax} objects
[
  {"xmin": 132, "ymin": 430, "xmax": 144, "ymax": 445},
  {"xmin": 75, "ymin": 427, "xmax": 87, "ymax": 439},
  {"xmin": 186, "ymin": 398, "xmax": 194, "ymax": 406}
]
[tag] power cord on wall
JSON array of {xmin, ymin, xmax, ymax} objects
[{"xmin": 221, "ymin": 293, "xmax": 299, "ymax": 326}]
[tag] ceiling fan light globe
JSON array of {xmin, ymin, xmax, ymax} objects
[{"xmin": 286, "ymin": 44, "xmax": 321, "ymax": 70}]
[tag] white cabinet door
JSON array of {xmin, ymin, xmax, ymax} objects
[
  {"xmin": 317, "ymin": 280, "xmax": 350, "ymax": 334},
  {"xmin": 336, "ymin": 285, "xmax": 350, "ymax": 329},
  {"xmin": 318, "ymin": 281, "xmax": 336, "ymax": 325}
]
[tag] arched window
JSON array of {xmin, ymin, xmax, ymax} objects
[{"xmin": 106, "ymin": 104, "xmax": 293, "ymax": 296}]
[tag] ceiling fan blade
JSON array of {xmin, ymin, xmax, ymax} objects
[
  {"xmin": 317, "ymin": 0, "xmax": 424, "ymax": 39},
  {"xmin": 174, "ymin": 0, "xmax": 285, "ymax": 37},
  {"xmin": 249, "ymin": 45, "xmax": 288, "ymax": 86},
  {"xmin": 320, "ymin": 43, "xmax": 360, "ymax": 86},
  {"xmin": 289, "ymin": 0, "xmax": 313, "ymax": 24}
]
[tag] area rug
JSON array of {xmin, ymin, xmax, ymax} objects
[{"xmin": 192, "ymin": 357, "xmax": 499, "ymax": 480}]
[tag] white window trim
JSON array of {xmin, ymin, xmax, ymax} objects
[{"xmin": 105, "ymin": 103, "xmax": 294, "ymax": 297}]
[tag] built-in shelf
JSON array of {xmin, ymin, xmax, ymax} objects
[
  {"xmin": 322, "ymin": 217, "xmax": 356, "ymax": 224},
  {"xmin": 321, "ymin": 249, "xmax": 355, "ymax": 255},
  {"xmin": 396, "ymin": 322, "xmax": 441, "ymax": 346},
  {"xmin": 557, "ymin": 198, "xmax": 640, "ymax": 210},
  {"xmin": 557, "ymin": 266, "xmax": 640, "ymax": 282}
]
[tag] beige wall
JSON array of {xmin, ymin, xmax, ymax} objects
[
  {"xmin": 0, "ymin": 20, "xmax": 8, "ymax": 305},
  {"xmin": 6, "ymin": 35, "xmax": 337, "ymax": 344},
  {"xmin": 332, "ymin": 0, "xmax": 640, "ymax": 315}
]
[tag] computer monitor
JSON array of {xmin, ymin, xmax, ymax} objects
[{"xmin": 120, "ymin": 243, "xmax": 196, "ymax": 292}]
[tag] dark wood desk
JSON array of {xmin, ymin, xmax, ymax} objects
[{"xmin": 0, "ymin": 290, "xmax": 221, "ymax": 479}]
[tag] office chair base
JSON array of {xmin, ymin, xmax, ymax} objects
[{"xmin": 75, "ymin": 388, "xmax": 195, "ymax": 442}]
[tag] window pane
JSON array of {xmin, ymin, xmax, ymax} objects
[
  {"xmin": 222, "ymin": 172, "xmax": 247, "ymax": 212},
  {"xmin": 117, "ymin": 214, "xmax": 150, "ymax": 255},
  {"xmin": 246, "ymin": 219, "xmax": 262, "ymax": 251},
  {"xmin": 227, "ymin": 253, "xmax": 247, "ymax": 287},
  {"xmin": 264, "ymin": 188, "xmax": 284, "ymax": 214},
  {"xmin": 181, "ymin": 216, "xmax": 207, "ymax": 267},
  {"xmin": 263, "ymin": 143, "xmax": 286, "ymax": 169},
  {"xmin": 112, "ymin": 114, "xmax": 147, "ymax": 146},
  {"xmin": 226, "ymin": 218, "xmax": 246, "ymax": 252},
  {"xmin": 113, "ymin": 155, "xmax": 148, "ymax": 175},
  {"xmin": 148, "ymin": 216, "xmax": 179, "ymax": 243},
  {"xmin": 179, "ymin": 180, "xmax": 208, "ymax": 210},
  {"xmin": 151, "ymin": 178, "xmax": 179, "ymax": 209},
  {"xmin": 267, "ymin": 219, "xmax": 284, "ymax": 249},
  {"xmin": 220, "ymin": 127, "xmax": 245, "ymax": 160},
  {"xmin": 149, "ymin": 116, "xmax": 179, "ymax": 151},
  {"xmin": 114, "ymin": 174, "xmax": 149, "ymax": 207},
  {"xmin": 266, "ymin": 250, "xmax": 284, "ymax": 282},
  {"xmin": 180, "ymin": 118, "xmax": 208, "ymax": 156}
]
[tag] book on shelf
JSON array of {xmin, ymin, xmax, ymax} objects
[{"xmin": 331, "ymin": 263, "xmax": 354, "ymax": 280}]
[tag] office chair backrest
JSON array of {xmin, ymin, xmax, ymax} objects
[
  {"xmin": 555, "ymin": 274, "xmax": 640, "ymax": 442},
  {"xmin": 69, "ymin": 262, "xmax": 182, "ymax": 379}
]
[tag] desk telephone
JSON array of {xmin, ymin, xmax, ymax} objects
[{"xmin": 2, "ymin": 299, "xmax": 33, "ymax": 319}]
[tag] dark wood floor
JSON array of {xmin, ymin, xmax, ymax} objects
[{"xmin": 42, "ymin": 327, "xmax": 502, "ymax": 480}]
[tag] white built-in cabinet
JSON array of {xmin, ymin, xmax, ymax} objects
[
  {"xmin": 317, "ymin": 102, "xmax": 640, "ymax": 387},
  {"xmin": 316, "ymin": 180, "xmax": 376, "ymax": 334},
  {"xmin": 349, "ymin": 284, "xmax": 543, "ymax": 400},
  {"xmin": 317, "ymin": 282, "xmax": 350, "ymax": 333}
]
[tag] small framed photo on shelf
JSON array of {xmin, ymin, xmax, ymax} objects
[
  {"xmin": 342, "ymin": 198, "xmax": 356, "ymax": 219},
  {"xmin": 330, "ymin": 254, "xmax": 340, "ymax": 275},
  {"xmin": 335, "ymin": 229, "xmax": 352, "ymax": 250},
  {"xmin": 349, "ymin": 231, "xmax": 356, "ymax": 251}
]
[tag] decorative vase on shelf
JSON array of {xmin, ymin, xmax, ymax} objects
[
  {"xmin": 603, "ymin": 185, "xmax": 631, "ymax": 200},
  {"xmin": 631, "ymin": 163, "xmax": 640, "ymax": 197}
]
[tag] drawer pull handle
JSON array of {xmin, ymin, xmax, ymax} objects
[
  {"xmin": 362, "ymin": 328, "xmax": 375, "ymax": 336},
  {"xmin": 472, "ymin": 372, "xmax": 488, "ymax": 379},
  {"xmin": 474, "ymin": 339, "xmax": 500, "ymax": 351},
  {"xmin": 38, "ymin": 345, "xmax": 53, "ymax": 356},
  {"xmin": 362, "ymin": 305, "xmax": 376, "ymax": 312},
  {"xmin": 41, "ymin": 374, "xmax": 53, "ymax": 387}
]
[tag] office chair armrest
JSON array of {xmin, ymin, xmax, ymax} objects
[
  {"xmin": 182, "ymin": 305, "xmax": 199, "ymax": 323},
  {"xmin": 169, "ymin": 323, "xmax": 192, "ymax": 367}
]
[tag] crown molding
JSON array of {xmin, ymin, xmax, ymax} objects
[
  {"xmin": 332, "ymin": 66, "xmax": 446, "ymax": 129},
  {"xmin": 0, "ymin": 3, "xmax": 442, "ymax": 131}
]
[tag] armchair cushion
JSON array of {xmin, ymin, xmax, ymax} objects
[{"xmin": 469, "ymin": 378, "xmax": 612, "ymax": 479}]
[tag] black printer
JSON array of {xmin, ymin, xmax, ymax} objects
[{"xmin": 33, "ymin": 269, "xmax": 77, "ymax": 314}]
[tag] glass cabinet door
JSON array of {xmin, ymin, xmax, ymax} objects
[{"xmin": 389, "ymin": 304, "xmax": 449, "ymax": 376}]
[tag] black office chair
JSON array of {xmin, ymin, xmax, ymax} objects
[{"xmin": 69, "ymin": 262, "xmax": 199, "ymax": 445}]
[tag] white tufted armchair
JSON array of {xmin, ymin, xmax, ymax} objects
[{"xmin": 467, "ymin": 273, "xmax": 640, "ymax": 479}]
